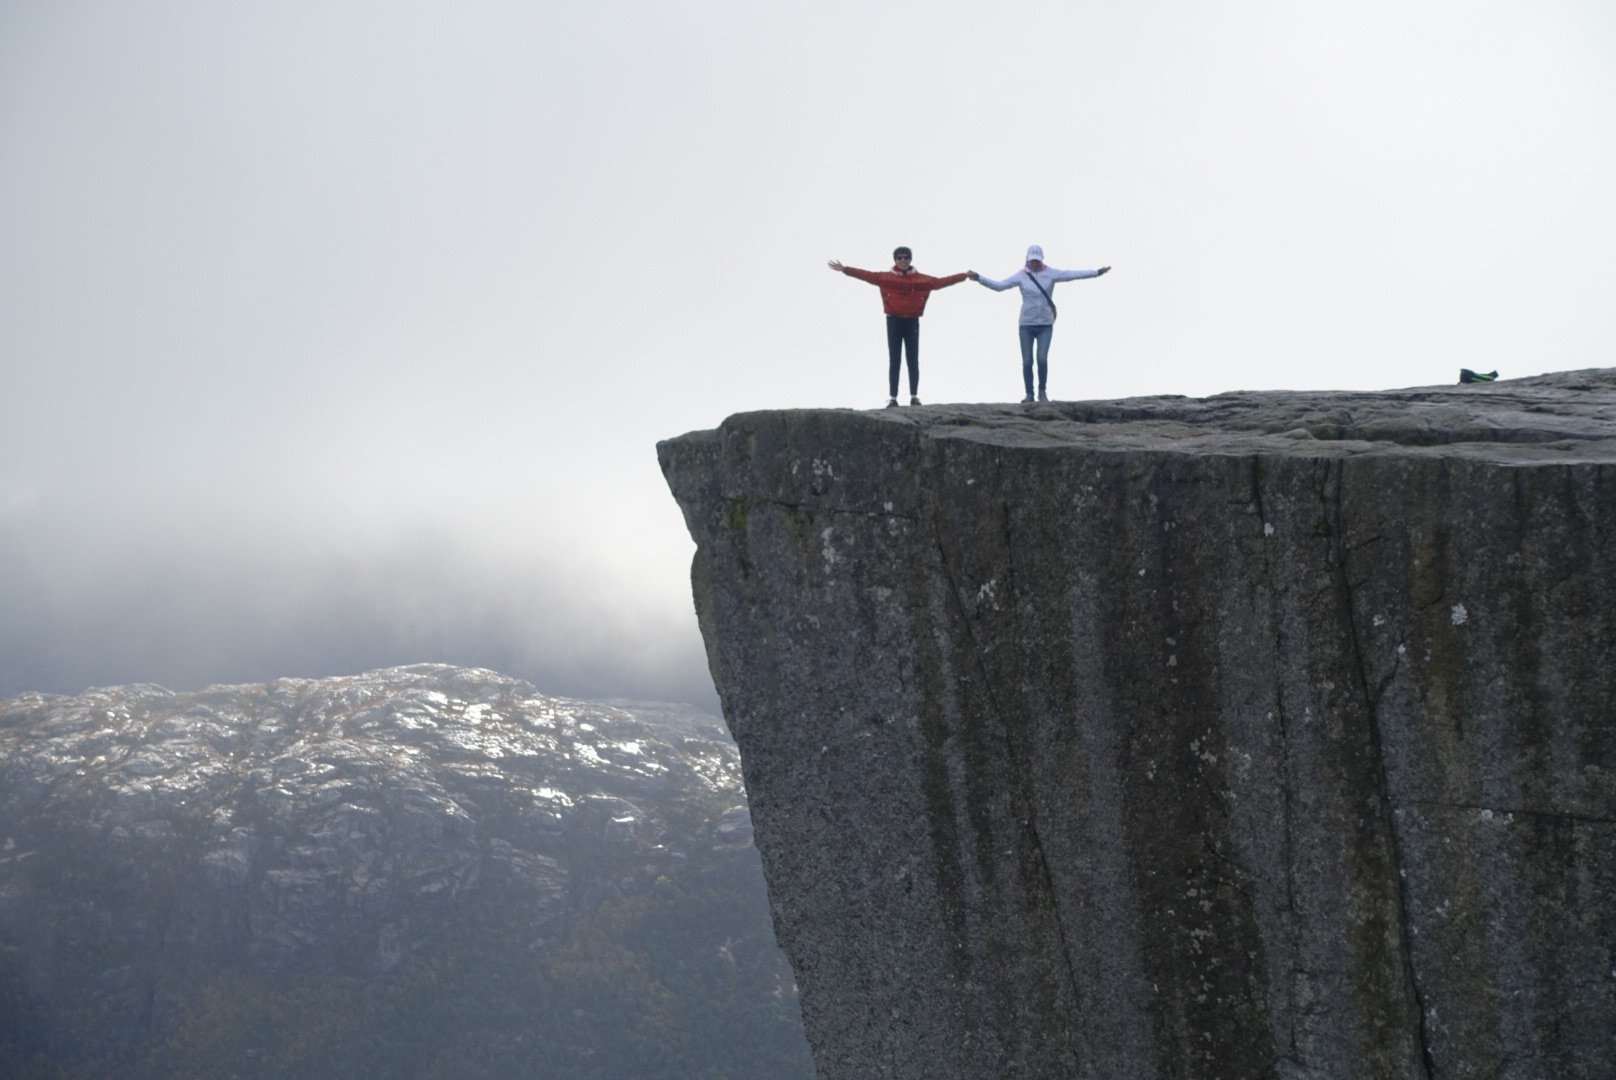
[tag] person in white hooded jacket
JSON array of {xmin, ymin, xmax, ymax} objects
[{"xmin": 968, "ymin": 245, "xmax": 1110, "ymax": 402}]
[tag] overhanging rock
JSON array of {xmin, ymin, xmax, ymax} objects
[{"xmin": 659, "ymin": 370, "xmax": 1616, "ymax": 1080}]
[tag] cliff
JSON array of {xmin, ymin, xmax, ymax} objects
[
  {"xmin": 658, "ymin": 370, "xmax": 1616, "ymax": 1080},
  {"xmin": 0, "ymin": 665, "xmax": 812, "ymax": 1079}
]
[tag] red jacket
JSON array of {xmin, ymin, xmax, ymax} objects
[{"xmin": 841, "ymin": 265, "xmax": 967, "ymax": 318}]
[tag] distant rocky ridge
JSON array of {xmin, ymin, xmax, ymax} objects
[
  {"xmin": 660, "ymin": 370, "xmax": 1616, "ymax": 1080},
  {"xmin": 0, "ymin": 665, "xmax": 811, "ymax": 1079}
]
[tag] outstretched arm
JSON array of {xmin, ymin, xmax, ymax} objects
[
  {"xmin": 837, "ymin": 265, "xmax": 884, "ymax": 285},
  {"xmin": 930, "ymin": 272, "xmax": 968, "ymax": 290},
  {"xmin": 1050, "ymin": 266, "xmax": 1112, "ymax": 282},
  {"xmin": 971, "ymin": 270, "xmax": 1021, "ymax": 291}
]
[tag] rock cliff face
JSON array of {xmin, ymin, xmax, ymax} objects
[
  {"xmin": 0, "ymin": 665, "xmax": 811, "ymax": 1079},
  {"xmin": 659, "ymin": 370, "xmax": 1616, "ymax": 1080}
]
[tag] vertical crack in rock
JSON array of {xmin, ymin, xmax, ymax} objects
[
  {"xmin": 916, "ymin": 437, "xmax": 1085, "ymax": 1074},
  {"xmin": 927, "ymin": 449, "xmax": 1086, "ymax": 1024},
  {"xmin": 978, "ymin": 444, "xmax": 1089, "ymax": 1022},
  {"xmin": 1252, "ymin": 454, "xmax": 1306, "ymax": 1068},
  {"xmin": 1328, "ymin": 458, "xmax": 1437, "ymax": 1080}
]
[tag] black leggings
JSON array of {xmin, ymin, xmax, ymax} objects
[{"xmin": 886, "ymin": 316, "xmax": 920, "ymax": 398}]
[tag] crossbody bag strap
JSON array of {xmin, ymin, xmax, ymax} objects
[{"xmin": 1025, "ymin": 269, "xmax": 1057, "ymax": 320}]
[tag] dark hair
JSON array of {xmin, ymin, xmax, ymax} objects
[{"xmin": 893, "ymin": 246, "xmax": 912, "ymax": 260}]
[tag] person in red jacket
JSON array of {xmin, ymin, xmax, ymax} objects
[{"xmin": 829, "ymin": 247, "xmax": 967, "ymax": 407}]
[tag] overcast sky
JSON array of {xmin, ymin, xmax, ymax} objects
[{"xmin": 2, "ymin": 0, "xmax": 1613, "ymax": 706}]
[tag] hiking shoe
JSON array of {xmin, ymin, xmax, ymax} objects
[
  {"xmin": 886, "ymin": 397, "xmax": 899, "ymax": 408},
  {"xmin": 909, "ymin": 396, "xmax": 921, "ymax": 407},
  {"xmin": 1459, "ymin": 368, "xmax": 1499, "ymax": 383},
  {"xmin": 1021, "ymin": 393, "xmax": 1035, "ymax": 403},
  {"xmin": 1038, "ymin": 390, "xmax": 1049, "ymax": 402}
]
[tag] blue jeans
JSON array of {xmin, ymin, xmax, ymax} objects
[{"xmin": 1018, "ymin": 324, "xmax": 1053, "ymax": 396}]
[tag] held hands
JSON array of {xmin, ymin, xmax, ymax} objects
[{"xmin": 834, "ymin": 262, "xmax": 1104, "ymax": 277}]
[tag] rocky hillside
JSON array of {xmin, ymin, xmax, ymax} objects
[
  {"xmin": 660, "ymin": 369, "xmax": 1616, "ymax": 1080},
  {"xmin": 0, "ymin": 664, "xmax": 812, "ymax": 1079}
]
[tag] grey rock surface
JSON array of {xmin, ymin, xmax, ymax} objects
[
  {"xmin": 659, "ymin": 370, "xmax": 1616, "ymax": 1080},
  {"xmin": 0, "ymin": 664, "xmax": 791, "ymax": 1072}
]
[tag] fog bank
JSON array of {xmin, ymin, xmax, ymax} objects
[{"xmin": 0, "ymin": 520, "xmax": 716, "ymax": 710}]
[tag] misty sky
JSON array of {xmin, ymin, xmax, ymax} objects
[{"xmin": 3, "ymin": 1, "xmax": 1613, "ymax": 707}]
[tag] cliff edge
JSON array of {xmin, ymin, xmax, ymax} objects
[{"xmin": 658, "ymin": 370, "xmax": 1616, "ymax": 1080}]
